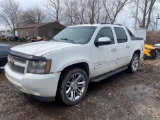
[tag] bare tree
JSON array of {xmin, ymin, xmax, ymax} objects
[
  {"xmin": 64, "ymin": 0, "xmax": 80, "ymax": 25},
  {"xmin": 63, "ymin": 0, "xmax": 89, "ymax": 25},
  {"xmin": 45, "ymin": 0, "xmax": 62, "ymax": 22},
  {"xmin": 63, "ymin": 0, "xmax": 76, "ymax": 25},
  {"xmin": 20, "ymin": 6, "xmax": 46, "ymax": 26},
  {"xmin": 87, "ymin": 0, "xmax": 98, "ymax": 24},
  {"xmin": 62, "ymin": 0, "xmax": 129, "ymax": 25},
  {"xmin": 94, "ymin": 0, "xmax": 104, "ymax": 23},
  {"xmin": 103, "ymin": 0, "xmax": 129, "ymax": 24},
  {"xmin": 132, "ymin": 0, "xmax": 158, "ymax": 29},
  {"xmin": 143, "ymin": 0, "xmax": 156, "ymax": 29},
  {"xmin": 0, "ymin": 0, "xmax": 21, "ymax": 32},
  {"xmin": 78, "ymin": 0, "xmax": 88, "ymax": 24},
  {"xmin": 85, "ymin": 0, "xmax": 105, "ymax": 24},
  {"xmin": 63, "ymin": 0, "xmax": 103, "ymax": 25}
]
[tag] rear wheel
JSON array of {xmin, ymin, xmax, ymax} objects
[
  {"xmin": 58, "ymin": 68, "xmax": 88, "ymax": 105},
  {"xmin": 128, "ymin": 53, "xmax": 140, "ymax": 73}
]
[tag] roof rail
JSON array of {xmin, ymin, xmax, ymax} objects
[
  {"xmin": 100, "ymin": 23, "xmax": 111, "ymax": 24},
  {"xmin": 100, "ymin": 23, "xmax": 123, "ymax": 26},
  {"xmin": 114, "ymin": 24, "xmax": 122, "ymax": 26}
]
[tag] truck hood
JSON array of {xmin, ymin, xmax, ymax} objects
[{"xmin": 11, "ymin": 41, "xmax": 78, "ymax": 56}]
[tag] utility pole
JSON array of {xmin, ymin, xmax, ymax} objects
[
  {"xmin": 135, "ymin": 0, "xmax": 139, "ymax": 30},
  {"xmin": 156, "ymin": 14, "xmax": 160, "ymax": 31}
]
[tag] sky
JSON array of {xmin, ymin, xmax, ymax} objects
[
  {"xmin": 16, "ymin": 0, "xmax": 44, "ymax": 9},
  {"xmin": 0, "ymin": 0, "xmax": 159, "ymax": 31},
  {"xmin": 0, "ymin": 0, "xmax": 44, "ymax": 30}
]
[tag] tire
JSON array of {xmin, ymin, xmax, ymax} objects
[
  {"xmin": 152, "ymin": 52, "xmax": 156, "ymax": 59},
  {"xmin": 143, "ymin": 54, "xmax": 147, "ymax": 60},
  {"xmin": 58, "ymin": 68, "xmax": 89, "ymax": 105},
  {"xmin": 128, "ymin": 53, "xmax": 140, "ymax": 73}
]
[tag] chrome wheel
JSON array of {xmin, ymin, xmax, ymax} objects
[
  {"xmin": 65, "ymin": 73, "xmax": 86, "ymax": 101},
  {"xmin": 132, "ymin": 55, "xmax": 139, "ymax": 71}
]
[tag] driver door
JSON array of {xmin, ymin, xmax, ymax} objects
[{"xmin": 92, "ymin": 27, "xmax": 117, "ymax": 77}]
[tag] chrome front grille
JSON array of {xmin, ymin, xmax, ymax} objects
[
  {"xmin": 8, "ymin": 62, "xmax": 25, "ymax": 74},
  {"xmin": 8, "ymin": 54, "xmax": 26, "ymax": 64},
  {"xmin": 8, "ymin": 54, "xmax": 27, "ymax": 74}
]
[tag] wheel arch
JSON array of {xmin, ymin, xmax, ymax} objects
[
  {"xmin": 56, "ymin": 62, "xmax": 90, "ymax": 103},
  {"xmin": 60, "ymin": 62, "xmax": 90, "ymax": 78},
  {"xmin": 133, "ymin": 50, "xmax": 141, "ymax": 57}
]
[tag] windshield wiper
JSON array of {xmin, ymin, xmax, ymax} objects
[{"xmin": 60, "ymin": 38, "xmax": 75, "ymax": 43}]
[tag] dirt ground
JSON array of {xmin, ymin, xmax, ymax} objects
[{"xmin": 0, "ymin": 42, "xmax": 160, "ymax": 120}]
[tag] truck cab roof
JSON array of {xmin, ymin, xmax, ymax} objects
[{"xmin": 70, "ymin": 23, "xmax": 123, "ymax": 28}]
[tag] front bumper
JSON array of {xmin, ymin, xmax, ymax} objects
[{"xmin": 5, "ymin": 64, "xmax": 61, "ymax": 97}]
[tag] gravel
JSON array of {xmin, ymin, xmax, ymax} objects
[
  {"xmin": 0, "ymin": 42, "xmax": 160, "ymax": 120},
  {"xmin": 0, "ymin": 60, "xmax": 160, "ymax": 120}
]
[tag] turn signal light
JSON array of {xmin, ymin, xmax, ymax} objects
[{"xmin": 45, "ymin": 60, "xmax": 52, "ymax": 74}]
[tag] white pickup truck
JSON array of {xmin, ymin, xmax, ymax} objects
[{"xmin": 5, "ymin": 24, "xmax": 144, "ymax": 105}]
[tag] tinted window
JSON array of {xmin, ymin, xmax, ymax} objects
[
  {"xmin": 53, "ymin": 26, "xmax": 96, "ymax": 44},
  {"xmin": 96, "ymin": 27, "xmax": 114, "ymax": 44},
  {"xmin": 114, "ymin": 27, "xmax": 127, "ymax": 43},
  {"xmin": 126, "ymin": 28, "xmax": 136, "ymax": 40}
]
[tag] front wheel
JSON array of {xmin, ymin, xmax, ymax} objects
[
  {"xmin": 58, "ymin": 68, "xmax": 89, "ymax": 105},
  {"xmin": 128, "ymin": 53, "xmax": 140, "ymax": 73}
]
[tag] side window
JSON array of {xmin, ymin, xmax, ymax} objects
[
  {"xmin": 96, "ymin": 27, "xmax": 115, "ymax": 44},
  {"xmin": 126, "ymin": 28, "xmax": 136, "ymax": 40},
  {"xmin": 114, "ymin": 27, "xmax": 127, "ymax": 43}
]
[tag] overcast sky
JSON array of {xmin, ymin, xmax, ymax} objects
[
  {"xmin": 0, "ymin": 0, "xmax": 159, "ymax": 31},
  {"xmin": 16, "ymin": 0, "xmax": 44, "ymax": 9},
  {"xmin": 0, "ymin": 0, "xmax": 44, "ymax": 30}
]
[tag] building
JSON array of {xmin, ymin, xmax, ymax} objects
[
  {"xmin": 0, "ymin": 31, "xmax": 13, "ymax": 36},
  {"xmin": 14, "ymin": 22, "xmax": 66, "ymax": 39}
]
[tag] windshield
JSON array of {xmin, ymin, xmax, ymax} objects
[{"xmin": 53, "ymin": 26, "xmax": 97, "ymax": 44}]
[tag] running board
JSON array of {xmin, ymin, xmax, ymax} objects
[{"xmin": 90, "ymin": 66, "xmax": 128, "ymax": 82}]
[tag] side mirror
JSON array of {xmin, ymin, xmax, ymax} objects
[{"xmin": 95, "ymin": 37, "xmax": 111, "ymax": 47}]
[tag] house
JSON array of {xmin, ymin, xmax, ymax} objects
[{"xmin": 14, "ymin": 22, "xmax": 66, "ymax": 39}]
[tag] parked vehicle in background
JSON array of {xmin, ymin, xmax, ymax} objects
[
  {"xmin": 5, "ymin": 24, "xmax": 144, "ymax": 105},
  {"xmin": 0, "ymin": 44, "xmax": 10, "ymax": 69},
  {"xmin": 143, "ymin": 44, "xmax": 157, "ymax": 60},
  {"xmin": 154, "ymin": 44, "xmax": 160, "ymax": 48},
  {"xmin": 154, "ymin": 44, "xmax": 160, "ymax": 58}
]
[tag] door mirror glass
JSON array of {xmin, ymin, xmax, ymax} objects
[
  {"xmin": 95, "ymin": 37, "xmax": 111, "ymax": 47},
  {"xmin": 98, "ymin": 37, "xmax": 111, "ymax": 42}
]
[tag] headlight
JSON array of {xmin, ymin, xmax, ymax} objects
[{"xmin": 27, "ymin": 60, "xmax": 52, "ymax": 74}]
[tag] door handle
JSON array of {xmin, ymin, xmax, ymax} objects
[
  {"xmin": 111, "ymin": 48, "xmax": 117, "ymax": 52},
  {"xmin": 126, "ymin": 46, "xmax": 130, "ymax": 48}
]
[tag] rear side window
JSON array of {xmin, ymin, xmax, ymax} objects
[
  {"xmin": 126, "ymin": 28, "xmax": 137, "ymax": 40},
  {"xmin": 96, "ymin": 27, "xmax": 115, "ymax": 44},
  {"xmin": 114, "ymin": 27, "xmax": 127, "ymax": 43}
]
